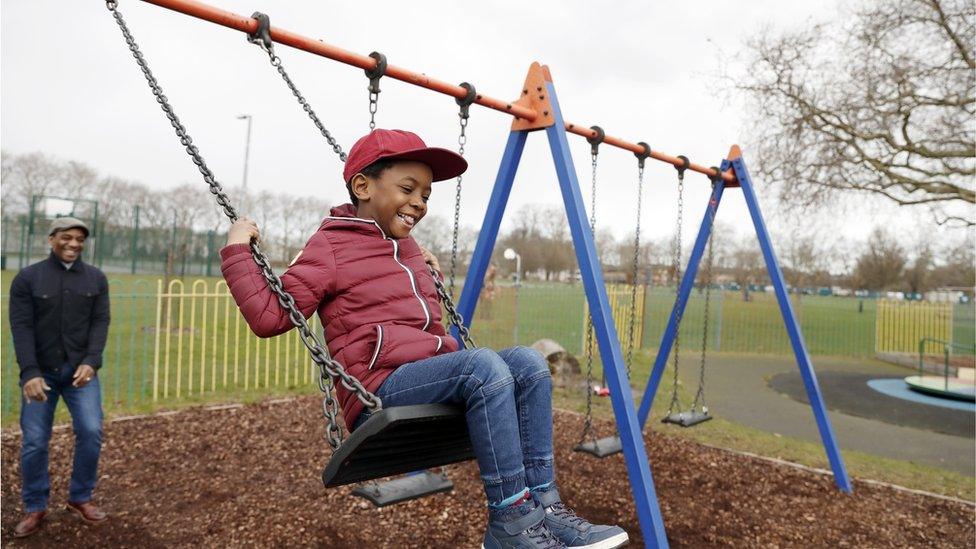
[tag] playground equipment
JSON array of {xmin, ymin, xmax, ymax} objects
[
  {"xmin": 574, "ymin": 137, "xmax": 649, "ymax": 458},
  {"xmin": 107, "ymin": 1, "xmax": 852, "ymax": 546},
  {"xmin": 661, "ymin": 160, "xmax": 716, "ymax": 427},
  {"xmin": 904, "ymin": 338, "xmax": 976, "ymax": 402}
]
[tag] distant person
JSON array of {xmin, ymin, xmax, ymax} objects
[{"xmin": 9, "ymin": 217, "xmax": 110, "ymax": 538}]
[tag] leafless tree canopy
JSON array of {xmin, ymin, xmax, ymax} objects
[{"xmin": 736, "ymin": 0, "xmax": 975, "ymax": 226}]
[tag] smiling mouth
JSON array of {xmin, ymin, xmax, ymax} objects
[{"xmin": 396, "ymin": 213, "xmax": 416, "ymax": 228}]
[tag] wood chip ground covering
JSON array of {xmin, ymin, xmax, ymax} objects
[{"xmin": 2, "ymin": 396, "xmax": 973, "ymax": 547}]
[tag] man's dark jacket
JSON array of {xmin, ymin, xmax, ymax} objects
[{"xmin": 9, "ymin": 252, "xmax": 110, "ymax": 382}]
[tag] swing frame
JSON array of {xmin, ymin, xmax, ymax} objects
[{"xmin": 111, "ymin": 2, "xmax": 853, "ymax": 547}]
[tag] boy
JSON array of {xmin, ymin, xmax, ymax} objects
[{"xmin": 220, "ymin": 129, "xmax": 628, "ymax": 549}]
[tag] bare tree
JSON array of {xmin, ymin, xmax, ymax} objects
[
  {"xmin": 734, "ymin": 0, "xmax": 975, "ymax": 226},
  {"xmin": 853, "ymin": 227, "xmax": 908, "ymax": 290}
]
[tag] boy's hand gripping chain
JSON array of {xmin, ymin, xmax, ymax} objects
[{"xmin": 106, "ymin": 1, "xmax": 380, "ymax": 451}]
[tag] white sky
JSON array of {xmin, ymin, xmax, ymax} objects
[{"xmin": 2, "ymin": 0, "xmax": 954, "ymax": 252}]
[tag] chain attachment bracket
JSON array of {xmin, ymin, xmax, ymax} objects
[
  {"xmin": 246, "ymin": 12, "xmax": 273, "ymax": 54},
  {"xmin": 635, "ymin": 141, "xmax": 651, "ymax": 170},
  {"xmin": 586, "ymin": 125, "xmax": 605, "ymax": 157},
  {"xmin": 455, "ymin": 82, "xmax": 477, "ymax": 119},
  {"xmin": 364, "ymin": 51, "xmax": 388, "ymax": 94},
  {"xmin": 365, "ymin": 51, "xmax": 387, "ymax": 130},
  {"xmin": 675, "ymin": 154, "xmax": 690, "ymax": 180}
]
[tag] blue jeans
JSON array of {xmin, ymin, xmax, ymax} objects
[
  {"xmin": 20, "ymin": 363, "xmax": 104, "ymax": 512},
  {"xmin": 356, "ymin": 346, "xmax": 554, "ymax": 505}
]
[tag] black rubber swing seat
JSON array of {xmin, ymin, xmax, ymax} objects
[
  {"xmin": 574, "ymin": 436, "xmax": 623, "ymax": 458},
  {"xmin": 322, "ymin": 404, "xmax": 474, "ymax": 487},
  {"xmin": 662, "ymin": 409, "xmax": 713, "ymax": 427}
]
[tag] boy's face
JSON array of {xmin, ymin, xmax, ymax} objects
[
  {"xmin": 352, "ymin": 161, "xmax": 434, "ymax": 239},
  {"xmin": 49, "ymin": 228, "xmax": 87, "ymax": 262}
]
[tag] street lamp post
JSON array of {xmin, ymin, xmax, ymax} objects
[
  {"xmin": 237, "ymin": 114, "xmax": 252, "ymax": 190},
  {"xmin": 504, "ymin": 248, "xmax": 522, "ymax": 345}
]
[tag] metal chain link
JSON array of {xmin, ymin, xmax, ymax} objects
[
  {"xmin": 625, "ymin": 164, "xmax": 644, "ymax": 379},
  {"xmin": 666, "ymin": 168, "xmax": 686, "ymax": 417},
  {"xmin": 692, "ymin": 179, "xmax": 719, "ymax": 413},
  {"xmin": 245, "ymin": 15, "xmax": 347, "ymax": 162},
  {"xmin": 107, "ymin": 2, "xmax": 381, "ymax": 450},
  {"xmin": 448, "ymin": 105, "xmax": 468, "ymax": 299},
  {"xmin": 432, "ymin": 266, "xmax": 476, "ymax": 348},
  {"xmin": 364, "ymin": 52, "xmax": 387, "ymax": 132},
  {"xmin": 578, "ymin": 149, "xmax": 599, "ymax": 447}
]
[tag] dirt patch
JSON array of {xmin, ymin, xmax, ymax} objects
[{"xmin": 2, "ymin": 396, "xmax": 973, "ymax": 547}]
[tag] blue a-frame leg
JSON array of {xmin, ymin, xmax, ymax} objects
[
  {"xmin": 636, "ymin": 154, "xmax": 852, "ymax": 494},
  {"xmin": 455, "ymin": 83, "xmax": 671, "ymax": 547}
]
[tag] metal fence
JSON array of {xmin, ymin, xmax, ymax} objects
[
  {"xmin": 2, "ymin": 213, "xmax": 224, "ymax": 276},
  {"xmin": 2, "ymin": 276, "xmax": 974, "ymax": 425}
]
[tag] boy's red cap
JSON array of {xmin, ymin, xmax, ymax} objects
[{"xmin": 343, "ymin": 129, "xmax": 468, "ymax": 183}]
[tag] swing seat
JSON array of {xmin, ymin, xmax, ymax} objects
[
  {"xmin": 322, "ymin": 404, "xmax": 474, "ymax": 487},
  {"xmin": 574, "ymin": 436, "xmax": 623, "ymax": 458},
  {"xmin": 351, "ymin": 470, "xmax": 455, "ymax": 507},
  {"xmin": 662, "ymin": 409, "xmax": 712, "ymax": 428}
]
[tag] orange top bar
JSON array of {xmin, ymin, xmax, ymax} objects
[
  {"xmin": 140, "ymin": 0, "xmax": 537, "ymax": 121},
  {"xmin": 139, "ymin": 0, "xmax": 735, "ymax": 184},
  {"xmin": 564, "ymin": 123, "xmax": 737, "ymax": 183}
]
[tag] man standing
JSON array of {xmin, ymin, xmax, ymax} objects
[{"xmin": 9, "ymin": 217, "xmax": 110, "ymax": 537}]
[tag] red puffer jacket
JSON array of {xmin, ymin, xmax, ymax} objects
[{"xmin": 219, "ymin": 204, "xmax": 459, "ymax": 430}]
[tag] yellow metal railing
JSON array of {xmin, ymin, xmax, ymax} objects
[
  {"xmin": 875, "ymin": 299, "xmax": 952, "ymax": 354},
  {"xmin": 581, "ymin": 283, "xmax": 648, "ymax": 353},
  {"xmin": 152, "ymin": 278, "xmax": 319, "ymax": 401}
]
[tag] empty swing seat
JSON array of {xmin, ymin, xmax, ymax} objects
[
  {"xmin": 574, "ymin": 436, "xmax": 623, "ymax": 458},
  {"xmin": 662, "ymin": 409, "xmax": 712, "ymax": 427},
  {"xmin": 322, "ymin": 404, "xmax": 474, "ymax": 487}
]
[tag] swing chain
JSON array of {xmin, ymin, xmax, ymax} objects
[
  {"xmin": 449, "ymin": 82, "xmax": 476, "ymax": 299},
  {"xmin": 431, "ymin": 266, "xmax": 477, "ymax": 349},
  {"xmin": 693, "ymin": 168, "xmax": 721, "ymax": 413},
  {"xmin": 625, "ymin": 142, "xmax": 650, "ymax": 377},
  {"xmin": 107, "ymin": 1, "xmax": 381, "ymax": 450},
  {"xmin": 365, "ymin": 52, "xmax": 387, "ymax": 131},
  {"xmin": 666, "ymin": 155, "xmax": 690, "ymax": 417},
  {"xmin": 578, "ymin": 127, "xmax": 603, "ymax": 447},
  {"xmin": 246, "ymin": 12, "xmax": 347, "ymax": 162}
]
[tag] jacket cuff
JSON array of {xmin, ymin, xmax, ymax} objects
[
  {"xmin": 19, "ymin": 366, "xmax": 42, "ymax": 383},
  {"xmin": 82, "ymin": 356, "xmax": 103, "ymax": 369},
  {"xmin": 219, "ymin": 243, "xmax": 251, "ymax": 261}
]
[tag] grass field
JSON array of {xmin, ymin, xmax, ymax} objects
[{"xmin": 4, "ymin": 272, "xmax": 972, "ymax": 426}]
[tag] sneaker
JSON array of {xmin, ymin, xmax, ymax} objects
[
  {"xmin": 483, "ymin": 500, "xmax": 566, "ymax": 548},
  {"xmin": 534, "ymin": 487, "xmax": 629, "ymax": 549}
]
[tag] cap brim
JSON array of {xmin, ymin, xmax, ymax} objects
[{"xmin": 380, "ymin": 147, "xmax": 468, "ymax": 182}]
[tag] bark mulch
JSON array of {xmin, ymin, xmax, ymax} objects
[{"xmin": 2, "ymin": 396, "xmax": 973, "ymax": 547}]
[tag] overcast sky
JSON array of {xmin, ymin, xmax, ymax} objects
[{"xmin": 2, "ymin": 0, "xmax": 951, "ymax": 253}]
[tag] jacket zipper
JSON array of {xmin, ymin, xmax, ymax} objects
[
  {"xmin": 322, "ymin": 216, "xmax": 432, "ymax": 331},
  {"xmin": 367, "ymin": 325, "xmax": 383, "ymax": 369}
]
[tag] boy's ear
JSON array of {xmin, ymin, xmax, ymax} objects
[{"xmin": 350, "ymin": 173, "xmax": 371, "ymax": 203}]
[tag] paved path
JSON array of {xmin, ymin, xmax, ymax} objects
[{"xmin": 674, "ymin": 354, "xmax": 975, "ymax": 476}]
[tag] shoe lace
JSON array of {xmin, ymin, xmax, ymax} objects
[
  {"xmin": 527, "ymin": 521, "xmax": 564, "ymax": 548},
  {"xmin": 549, "ymin": 502, "xmax": 588, "ymax": 527}
]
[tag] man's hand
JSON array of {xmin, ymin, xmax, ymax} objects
[
  {"xmin": 72, "ymin": 364, "xmax": 96, "ymax": 388},
  {"xmin": 227, "ymin": 217, "xmax": 260, "ymax": 246},
  {"xmin": 23, "ymin": 378, "xmax": 51, "ymax": 402},
  {"xmin": 420, "ymin": 247, "xmax": 441, "ymax": 274}
]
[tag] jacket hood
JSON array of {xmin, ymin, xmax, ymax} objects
[{"xmin": 329, "ymin": 203, "xmax": 358, "ymax": 218}]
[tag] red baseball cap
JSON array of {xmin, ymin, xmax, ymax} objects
[{"xmin": 343, "ymin": 129, "xmax": 468, "ymax": 183}]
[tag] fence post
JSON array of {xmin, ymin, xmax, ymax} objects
[
  {"xmin": 206, "ymin": 230, "xmax": 215, "ymax": 277},
  {"xmin": 131, "ymin": 205, "xmax": 140, "ymax": 275},
  {"xmin": 18, "ymin": 214, "xmax": 28, "ymax": 269}
]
